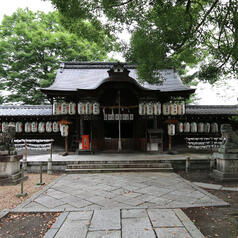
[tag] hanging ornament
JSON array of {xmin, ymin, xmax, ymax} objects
[
  {"xmin": 69, "ymin": 102, "xmax": 76, "ymax": 115},
  {"xmin": 146, "ymin": 102, "xmax": 153, "ymax": 115},
  {"xmin": 163, "ymin": 103, "xmax": 170, "ymax": 115},
  {"xmin": 178, "ymin": 122, "xmax": 184, "ymax": 133},
  {"xmin": 38, "ymin": 122, "xmax": 45, "ymax": 133},
  {"xmin": 78, "ymin": 102, "xmax": 85, "ymax": 115},
  {"xmin": 61, "ymin": 102, "xmax": 68, "ymax": 115},
  {"xmin": 139, "ymin": 102, "xmax": 146, "ymax": 115},
  {"xmin": 53, "ymin": 102, "xmax": 61, "ymax": 115},
  {"xmin": 153, "ymin": 102, "xmax": 161, "ymax": 115},
  {"xmin": 31, "ymin": 121, "xmax": 38, "ymax": 133},
  {"xmin": 177, "ymin": 102, "xmax": 186, "ymax": 115},
  {"xmin": 205, "ymin": 123, "xmax": 211, "ymax": 133},
  {"xmin": 191, "ymin": 122, "xmax": 198, "ymax": 133},
  {"xmin": 46, "ymin": 121, "xmax": 53, "ymax": 133},
  {"xmin": 168, "ymin": 124, "xmax": 176, "ymax": 136},
  {"xmin": 198, "ymin": 122, "xmax": 204, "ymax": 133},
  {"xmin": 85, "ymin": 102, "xmax": 92, "ymax": 114},
  {"xmin": 211, "ymin": 123, "xmax": 219, "ymax": 133},
  {"xmin": 93, "ymin": 102, "xmax": 100, "ymax": 115},
  {"xmin": 52, "ymin": 121, "xmax": 60, "ymax": 133},
  {"xmin": 170, "ymin": 102, "xmax": 178, "ymax": 115},
  {"xmin": 16, "ymin": 122, "xmax": 23, "ymax": 133},
  {"xmin": 24, "ymin": 122, "xmax": 31, "ymax": 133},
  {"xmin": 60, "ymin": 124, "xmax": 69, "ymax": 137},
  {"xmin": 184, "ymin": 122, "xmax": 190, "ymax": 133}
]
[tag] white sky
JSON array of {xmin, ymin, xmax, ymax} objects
[{"xmin": 0, "ymin": 0, "xmax": 237, "ymax": 105}]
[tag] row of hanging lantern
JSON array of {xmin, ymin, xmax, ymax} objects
[
  {"xmin": 138, "ymin": 101, "xmax": 185, "ymax": 116},
  {"xmin": 177, "ymin": 122, "xmax": 219, "ymax": 133},
  {"xmin": 53, "ymin": 102, "xmax": 100, "ymax": 115},
  {"xmin": 0, "ymin": 122, "xmax": 61, "ymax": 133},
  {"xmin": 103, "ymin": 109, "xmax": 134, "ymax": 121}
]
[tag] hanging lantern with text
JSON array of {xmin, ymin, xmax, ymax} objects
[
  {"xmin": 191, "ymin": 122, "xmax": 198, "ymax": 133},
  {"xmin": 93, "ymin": 102, "xmax": 100, "ymax": 115},
  {"xmin": 31, "ymin": 121, "xmax": 38, "ymax": 133},
  {"xmin": 46, "ymin": 121, "xmax": 53, "ymax": 133},
  {"xmin": 2, "ymin": 122, "xmax": 8, "ymax": 133},
  {"xmin": 168, "ymin": 124, "xmax": 176, "ymax": 136},
  {"xmin": 146, "ymin": 102, "xmax": 153, "ymax": 115},
  {"xmin": 78, "ymin": 102, "xmax": 85, "ymax": 115},
  {"xmin": 52, "ymin": 121, "xmax": 60, "ymax": 133},
  {"xmin": 153, "ymin": 102, "xmax": 161, "ymax": 115},
  {"xmin": 163, "ymin": 103, "xmax": 170, "ymax": 115},
  {"xmin": 85, "ymin": 102, "xmax": 92, "ymax": 115},
  {"xmin": 178, "ymin": 122, "xmax": 184, "ymax": 133},
  {"xmin": 60, "ymin": 124, "xmax": 69, "ymax": 137},
  {"xmin": 204, "ymin": 123, "xmax": 211, "ymax": 133},
  {"xmin": 177, "ymin": 102, "xmax": 186, "ymax": 115},
  {"xmin": 170, "ymin": 103, "xmax": 178, "ymax": 115},
  {"xmin": 211, "ymin": 123, "xmax": 219, "ymax": 133},
  {"xmin": 69, "ymin": 102, "xmax": 76, "ymax": 115},
  {"xmin": 38, "ymin": 122, "xmax": 45, "ymax": 133},
  {"xmin": 53, "ymin": 102, "xmax": 61, "ymax": 115},
  {"xmin": 139, "ymin": 102, "xmax": 146, "ymax": 115},
  {"xmin": 16, "ymin": 122, "xmax": 23, "ymax": 133},
  {"xmin": 24, "ymin": 122, "xmax": 31, "ymax": 133},
  {"xmin": 184, "ymin": 122, "xmax": 190, "ymax": 133},
  {"xmin": 198, "ymin": 122, "xmax": 204, "ymax": 133},
  {"xmin": 61, "ymin": 102, "xmax": 68, "ymax": 115}
]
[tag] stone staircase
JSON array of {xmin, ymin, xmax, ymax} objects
[{"xmin": 65, "ymin": 160, "xmax": 173, "ymax": 173}]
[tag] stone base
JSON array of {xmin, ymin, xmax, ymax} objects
[
  {"xmin": 212, "ymin": 152, "xmax": 238, "ymax": 181},
  {"xmin": 0, "ymin": 154, "xmax": 23, "ymax": 185}
]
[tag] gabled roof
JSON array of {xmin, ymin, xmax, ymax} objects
[{"xmin": 41, "ymin": 62, "xmax": 194, "ymax": 93}]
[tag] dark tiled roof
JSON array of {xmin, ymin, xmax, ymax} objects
[
  {"xmin": 41, "ymin": 62, "xmax": 194, "ymax": 92},
  {"xmin": 186, "ymin": 105, "xmax": 238, "ymax": 115},
  {"xmin": 0, "ymin": 105, "xmax": 52, "ymax": 116}
]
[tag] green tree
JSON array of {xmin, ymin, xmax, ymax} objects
[
  {"xmin": 49, "ymin": 0, "xmax": 238, "ymax": 84},
  {"xmin": 0, "ymin": 9, "xmax": 112, "ymax": 104}
]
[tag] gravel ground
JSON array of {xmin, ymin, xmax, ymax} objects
[{"xmin": 0, "ymin": 173, "xmax": 59, "ymax": 210}]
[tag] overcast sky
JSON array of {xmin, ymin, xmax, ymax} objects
[{"xmin": 0, "ymin": 0, "xmax": 237, "ymax": 105}]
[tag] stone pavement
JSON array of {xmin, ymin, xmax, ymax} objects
[
  {"xmin": 15, "ymin": 172, "xmax": 227, "ymax": 211},
  {"xmin": 12, "ymin": 172, "xmax": 228, "ymax": 238},
  {"xmin": 44, "ymin": 208, "xmax": 204, "ymax": 238}
]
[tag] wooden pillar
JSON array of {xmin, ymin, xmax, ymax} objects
[{"xmin": 118, "ymin": 90, "xmax": 122, "ymax": 152}]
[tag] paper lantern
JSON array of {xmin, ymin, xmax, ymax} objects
[
  {"xmin": 139, "ymin": 103, "xmax": 145, "ymax": 115},
  {"xmin": 146, "ymin": 102, "xmax": 153, "ymax": 115},
  {"xmin": 78, "ymin": 102, "xmax": 85, "ymax": 115},
  {"xmin": 53, "ymin": 121, "xmax": 60, "ymax": 133},
  {"xmin": 60, "ymin": 124, "xmax": 69, "ymax": 137},
  {"xmin": 177, "ymin": 102, "xmax": 186, "ymax": 115},
  {"xmin": 53, "ymin": 102, "xmax": 61, "ymax": 115},
  {"xmin": 184, "ymin": 122, "xmax": 190, "ymax": 133},
  {"xmin": 178, "ymin": 122, "xmax": 184, "ymax": 133},
  {"xmin": 2, "ymin": 122, "xmax": 8, "ymax": 133},
  {"xmin": 46, "ymin": 121, "xmax": 53, "ymax": 133},
  {"xmin": 61, "ymin": 102, "xmax": 68, "ymax": 115},
  {"xmin": 168, "ymin": 124, "xmax": 176, "ymax": 136},
  {"xmin": 170, "ymin": 103, "xmax": 178, "ymax": 115},
  {"xmin": 153, "ymin": 102, "xmax": 161, "ymax": 115},
  {"xmin": 163, "ymin": 103, "xmax": 170, "ymax": 115},
  {"xmin": 211, "ymin": 123, "xmax": 219, "ymax": 133},
  {"xmin": 31, "ymin": 121, "xmax": 38, "ymax": 133},
  {"xmin": 69, "ymin": 102, "xmax": 76, "ymax": 115},
  {"xmin": 24, "ymin": 122, "xmax": 31, "ymax": 133},
  {"xmin": 204, "ymin": 123, "xmax": 210, "ymax": 133},
  {"xmin": 38, "ymin": 122, "xmax": 45, "ymax": 133},
  {"xmin": 16, "ymin": 122, "xmax": 23, "ymax": 133},
  {"xmin": 198, "ymin": 122, "xmax": 204, "ymax": 133},
  {"xmin": 130, "ymin": 114, "xmax": 134, "ymax": 120},
  {"xmin": 191, "ymin": 122, "xmax": 197, "ymax": 133},
  {"xmin": 93, "ymin": 102, "xmax": 100, "ymax": 115},
  {"xmin": 85, "ymin": 102, "xmax": 92, "ymax": 114}
]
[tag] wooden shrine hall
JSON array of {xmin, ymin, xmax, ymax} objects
[{"xmin": 0, "ymin": 62, "xmax": 238, "ymax": 153}]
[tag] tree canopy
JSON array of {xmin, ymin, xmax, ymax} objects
[
  {"xmin": 49, "ymin": 0, "xmax": 238, "ymax": 84},
  {"xmin": 0, "ymin": 9, "xmax": 114, "ymax": 104}
]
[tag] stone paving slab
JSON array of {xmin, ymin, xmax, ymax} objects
[
  {"xmin": 43, "ymin": 208, "xmax": 205, "ymax": 238},
  {"xmin": 15, "ymin": 172, "xmax": 228, "ymax": 212}
]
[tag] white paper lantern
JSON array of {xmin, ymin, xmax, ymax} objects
[
  {"xmin": 93, "ymin": 102, "xmax": 100, "ymax": 115},
  {"xmin": 178, "ymin": 122, "xmax": 184, "ymax": 133},
  {"xmin": 60, "ymin": 124, "xmax": 69, "ymax": 137},
  {"xmin": 146, "ymin": 102, "xmax": 153, "ymax": 115},
  {"xmin": 78, "ymin": 102, "xmax": 85, "ymax": 115},
  {"xmin": 177, "ymin": 102, "xmax": 186, "ymax": 115},
  {"xmin": 53, "ymin": 102, "xmax": 61, "ymax": 115},
  {"xmin": 211, "ymin": 123, "xmax": 219, "ymax": 133},
  {"xmin": 69, "ymin": 102, "xmax": 76, "ymax": 115},
  {"xmin": 163, "ymin": 103, "xmax": 170, "ymax": 115},
  {"xmin": 130, "ymin": 114, "xmax": 134, "ymax": 120},
  {"xmin": 205, "ymin": 123, "xmax": 210, "ymax": 133},
  {"xmin": 53, "ymin": 121, "xmax": 60, "ymax": 133},
  {"xmin": 170, "ymin": 103, "xmax": 178, "ymax": 115},
  {"xmin": 198, "ymin": 122, "xmax": 204, "ymax": 133},
  {"xmin": 31, "ymin": 122, "xmax": 38, "ymax": 133},
  {"xmin": 85, "ymin": 102, "xmax": 92, "ymax": 114},
  {"xmin": 24, "ymin": 122, "xmax": 31, "ymax": 133},
  {"xmin": 38, "ymin": 122, "xmax": 45, "ymax": 133},
  {"xmin": 153, "ymin": 102, "xmax": 161, "ymax": 115},
  {"xmin": 184, "ymin": 122, "xmax": 190, "ymax": 133},
  {"xmin": 16, "ymin": 122, "xmax": 23, "ymax": 133},
  {"xmin": 191, "ymin": 122, "xmax": 198, "ymax": 133},
  {"xmin": 2, "ymin": 122, "xmax": 8, "ymax": 133},
  {"xmin": 139, "ymin": 103, "xmax": 145, "ymax": 115},
  {"xmin": 61, "ymin": 102, "xmax": 68, "ymax": 115},
  {"xmin": 46, "ymin": 121, "xmax": 53, "ymax": 133},
  {"xmin": 168, "ymin": 124, "xmax": 176, "ymax": 136}
]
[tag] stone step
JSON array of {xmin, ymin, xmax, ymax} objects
[
  {"xmin": 65, "ymin": 167, "xmax": 173, "ymax": 173},
  {"xmin": 66, "ymin": 163, "xmax": 172, "ymax": 169},
  {"xmin": 68, "ymin": 160, "xmax": 168, "ymax": 164}
]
